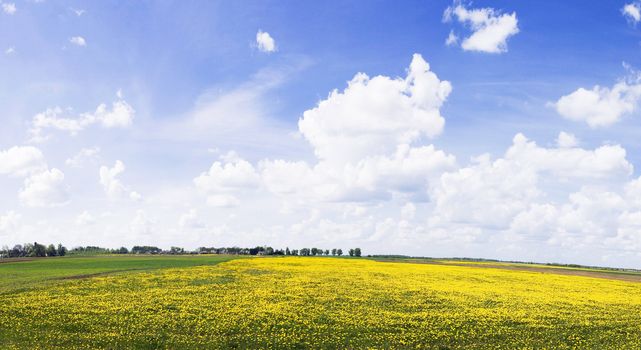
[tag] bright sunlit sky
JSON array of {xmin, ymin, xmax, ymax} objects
[{"xmin": 3, "ymin": 0, "xmax": 641, "ymax": 267}]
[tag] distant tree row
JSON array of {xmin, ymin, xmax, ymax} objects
[
  {"xmin": 195, "ymin": 246, "xmax": 361, "ymax": 257},
  {"xmin": 0, "ymin": 242, "xmax": 67, "ymax": 258},
  {"xmin": 1, "ymin": 243, "xmax": 363, "ymax": 258}
]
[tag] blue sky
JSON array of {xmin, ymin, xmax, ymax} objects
[{"xmin": 3, "ymin": 0, "xmax": 641, "ymax": 267}]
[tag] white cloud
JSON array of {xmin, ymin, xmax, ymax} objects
[
  {"xmin": 443, "ymin": 2, "xmax": 519, "ymax": 53},
  {"xmin": 19, "ymin": 168, "xmax": 69, "ymax": 207},
  {"xmin": 179, "ymin": 209, "xmax": 205, "ymax": 229},
  {"xmin": 556, "ymin": 132, "xmax": 578, "ymax": 148},
  {"xmin": 99, "ymin": 160, "xmax": 140, "ymax": 200},
  {"xmin": 96, "ymin": 100, "xmax": 135, "ymax": 128},
  {"xmin": 2, "ymin": 3, "xmax": 16, "ymax": 15},
  {"xmin": 65, "ymin": 147, "xmax": 100, "ymax": 168},
  {"xmin": 256, "ymin": 30, "xmax": 276, "ymax": 53},
  {"xmin": 69, "ymin": 36, "xmax": 86, "ymax": 47},
  {"xmin": 554, "ymin": 79, "xmax": 641, "ymax": 128},
  {"xmin": 260, "ymin": 159, "xmax": 315, "ymax": 196},
  {"xmin": 5, "ymin": 47, "xmax": 15, "ymax": 55},
  {"xmin": 429, "ymin": 133, "xmax": 634, "ymax": 232},
  {"xmin": 0, "ymin": 211, "xmax": 21, "ymax": 235},
  {"xmin": 75, "ymin": 211, "xmax": 95, "ymax": 226},
  {"xmin": 194, "ymin": 155, "xmax": 259, "ymax": 207},
  {"xmin": 0, "ymin": 146, "xmax": 47, "ymax": 177},
  {"xmin": 251, "ymin": 54, "xmax": 456, "ymax": 203},
  {"xmin": 194, "ymin": 157, "xmax": 260, "ymax": 193},
  {"xmin": 623, "ymin": 2, "xmax": 641, "ymax": 24},
  {"xmin": 299, "ymin": 53, "xmax": 451, "ymax": 164},
  {"xmin": 445, "ymin": 30, "xmax": 459, "ymax": 46},
  {"xmin": 29, "ymin": 95, "xmax": 135, "ymax": 141},
  {"xmin": 505, "ymin": 133, "xmax": 632, "ymax": 180}
]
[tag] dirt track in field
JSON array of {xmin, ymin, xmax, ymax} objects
[{"xmin": 375, "ymin": 259, "xmax": 641, "ymax": 283}]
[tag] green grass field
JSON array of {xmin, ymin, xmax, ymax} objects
[
  {"xmin": 2, "ymin": 255, "xmax": 641, "ymax": 349},
  {"xmin": 0, "ymin": 255, "xmax": 238, "ymax": 294}
]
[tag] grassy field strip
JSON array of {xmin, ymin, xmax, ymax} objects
[{"xmin": 0, "ymin": 255, "xmax": 238, "ymax": 294}]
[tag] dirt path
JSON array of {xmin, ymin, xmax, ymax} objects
[{"xmin": 375, "ymin": 259, "xmax": 641, "ymax": 283}]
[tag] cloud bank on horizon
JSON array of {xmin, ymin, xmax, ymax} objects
[{"xmin": 2, "ymin": 1, "xmax": 641, "ymax": 267}]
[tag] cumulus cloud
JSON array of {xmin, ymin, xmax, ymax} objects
[
  {"xmin": 299, "ymin": 54, "xmax": 451, "ymax": 164},
  {"xmin": 2, "ymin": 3, "xmax": 16, "ymax": 15},
  {"xmin": 19, "ymin": 168, "xmax": 69, "ymax": 207},
  {"xmin": 99, "ymin": 160, "xmax": 140, "ymax": 200},
  {"xmin": 623, "ymin": 2, "xmax": 641, "ymax": 24},
  {"xmin": 256, "ymin": 30, "xmax": 276, "ymax": 53},
  {"xmin": 556, "ymin": 132, "xmax": 579, "ymax": 148},
  {"xmin": 194, "ymin": 154, "xmax": 260, "ymax": 207},
  {"xmin": 429, "ymin": 133, "xmax": 634, "ymax": 232},
  {"xmin": 29, "ymin": 95, "xmax": 135, "ymax": 142},
  {"xmin": 443, "ymin": 2, "xmax": 519, "ymax": 53},
  {"xmin": 0, "ymin": 146, "xmax": 47, "ymax": 177},
  {"xmin": 554, "ymin": 79, "xmax": 641, "ymax": 128},
  {"xmin": 194, "ymin": 155, "xmax": 260, "ymax": 192},
  {"xmin": 69, "ymin": 36, "xmax": 86, "ymax": 47},
  {"xmin": 249, "ymin": 54, "xmax": 457, "ymax": 203}
]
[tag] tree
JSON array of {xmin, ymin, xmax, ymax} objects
[
  {"xmin": 354, "ymin": 248, "xmax": 362, "ymax": 257},
  {"xmin": 46, "ymin": 244, "xmax": 58, "ymax": 257},
  {"xmin": 285, "ymin": 247, "xmax": 291, "ymax": 255},
  {"xmin": 131, "ymin": 246, "xmax": 161, "ymax": 254},
  {"xmin": 348, "ymin": 249, "xmax": 355, "ymax": 257},
  {"xmin": 324, "ymin": 249, "xmax": 329, "ymax": 256},
  {"xmin": 169, "ymin": 246, "xmax": 185, "ymax": 254},
  {"xmin": 336, "ymin": 249, "xmax": 343, "ymax": 256},
  {"xmin": 57, "ymin": 244, "xmax": 67, "ymax": 256},
  {"xmin": 10, "ymin": 244, "xmax": 25, "ymax": 257},
  {"xmin": 29, "ymin": 242, "xmax": 46, "ymax": 257},
  {"xmin": 331, "ymin": 248, "xmax": 337, "ymax": 256}
]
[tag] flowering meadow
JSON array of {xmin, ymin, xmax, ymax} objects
[{"xmin": 2, "ymin": 257, "xmax": 641, "ymax": 349}]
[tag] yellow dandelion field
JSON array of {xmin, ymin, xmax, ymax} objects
[{"xmin": 2, "ymin": 257, "xmax": 641, "ymax": 349}]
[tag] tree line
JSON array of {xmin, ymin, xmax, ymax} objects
[
  {"xmin": 1, "ymin": 243, "xmax": 363, "ymax": 258},
  {"xmin": 0, "ymin": 242, "xmax": 67, "ymax": 258},
  {"xmin": 197, "ymin": 246, "xmax": 361, "ymax": 257}
]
